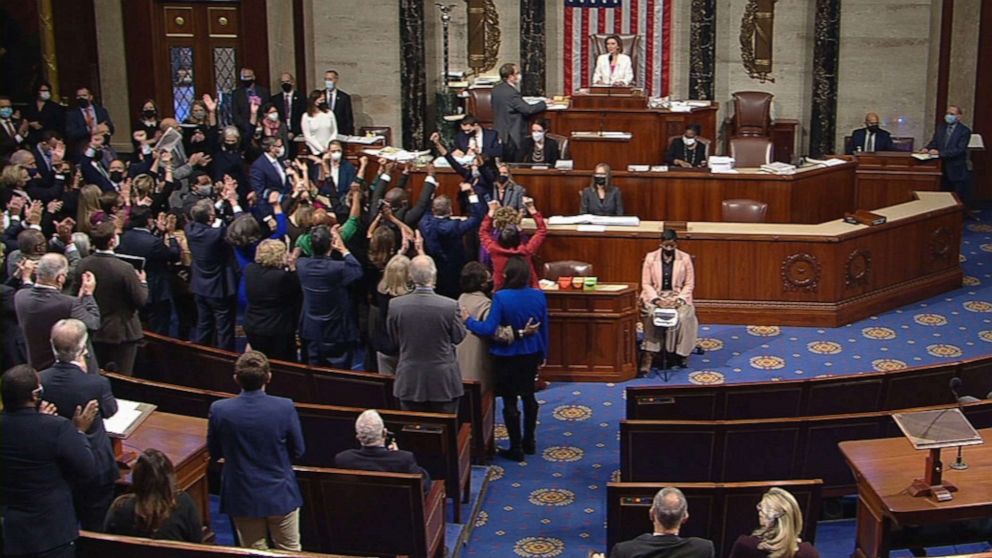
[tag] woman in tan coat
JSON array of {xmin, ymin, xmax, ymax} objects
[
  {"xmin": 456, "ymin": 262, "xmax": 493, "ymax": 393},
  {"xmin": 640, "ymin": 228, "xmax": 699, "ymax": 372}
]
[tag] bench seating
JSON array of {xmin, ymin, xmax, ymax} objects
[
  {"xmin": 620, "ymin": 399, "xmax": 992, "ymax": 496},
  {"xmin": 606, "ymin": 479, "xmax": 823, "ymax": 557},
  {"xmin": 136, "ymin": 331, "xmax": 494, "ymax": 464},
  {"xmin": 107, "ymin": 372, "xmax": 471, "ymax": 523},
  {"xmin": 626, "ymin": 358, "xmax": 992, "ymax": 420}
]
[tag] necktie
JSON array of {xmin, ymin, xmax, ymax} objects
[
  {"xmin": 85, "ymin": 108, "xmax": 96, "ymax": 132},
  {"xmin": 944, "ymin": 125, "xmax": 954, "ymax": 150},
  {"xmin": 3, "ymin": 120, "xmax": 14, "ymax": 138},
  {"xmin": 330, "ymin": 92, "xmax": 336, "ymax": 111},
  {"xmin": 866, "ymin": 132, "xmax": 874, "ymax": 152},
  {"xmin": 285, "ymin": 96, "xmax": 292, "ymax": 123}
]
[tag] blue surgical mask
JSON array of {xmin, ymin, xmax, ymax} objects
[
  {"xmin": 945, "ymin": 114, "xmax": 958, "ymax": 125},
  {"xmin": 0, "ymin": 107, "xmax": 12, "ymax": 119},
  {"xmin": 325, "ymin": 80, "xmax": 336, "ymax": 91}
]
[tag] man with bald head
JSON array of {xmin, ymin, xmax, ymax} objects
[
  {"xmin": 924, "ymin": 105, "xmax": 973, "ymax": 200},
  {"xmin": 271, "ymin": 71, "xmax": 305, "ymax": 138},
  {"xmin": 40, "ymin": 318, "xmax": 119, "ymax": 532},
  {"xmin": 847, "ymin": 112, "xmax": 894, "ymax": 154},
  {"xmin": 609, "ymin": 487, "xmax": 714, "ymax": 558}
]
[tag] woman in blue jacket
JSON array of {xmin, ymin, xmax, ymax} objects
[{"xmin": 463, "ymin": 256, "xmax": 548, "ymax": 462}]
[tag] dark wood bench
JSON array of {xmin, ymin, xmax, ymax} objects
[
  {"xmin": 620, "ymin": 399, "xmax": 992, "ymax": 496},
  {"xmin": 296, "ymin": 466, "xmax": 446, "ymax": 558},
  {"xmin": 136, "ymin": 331, "xmax": 495, "ymax": 463},
  {"xmin": 107, "ymin": 372, "xmax": 471, "ymax": 523},
  {"xmin": 78, "ymin": 531, "xmax": 367, "ymax": 557},
  {"xmin": 606, "ymin": 479, "xmax": 823, "ymax": 558},
  {"xmin": 626, "ymin": 358, "xmax": 992, "ymax": 420}
]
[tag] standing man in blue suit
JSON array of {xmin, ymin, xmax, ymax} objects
[
  {"xmin": 208, "ymin": 351, "xmax": 305, "ymax": 551},
  {"xmin": 186, "ymin": 197, "xmax": 242, "ymax": 350},
  {"xmin": 924, "ymin": 105, "xmax": 973, "ymax": 202}
]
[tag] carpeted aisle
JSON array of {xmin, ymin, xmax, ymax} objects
[{"xmin": 463, "ymin": 220, "xmax": 992, "ymax": 557}]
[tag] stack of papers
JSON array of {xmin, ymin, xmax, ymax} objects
[
  {"xmin": 104, "ymin": 399, "xmax": 149, "ymax": 437},
  {"xmin": 760, "ymin": 162, "xmax": 798, "ymax": 175},
  {"xmin": 336, "ymin": 134, "xmax": 385, "ymax": 145},
  {"xmin": 911, "ymin": 153, "xmax": 938, "ymax": 161},
  {"xmin": 571, "ymin": 131, "xmax": 633, "ymax": 139},
  {"xmin": 554, "ymin": 160, "xmax": 574, "ymax": 170},
  {"xmin": 707, "ymin": 156, "xmax": 735, "ymax": 173},
  {"xmin": 472, "ymin": 76, "xmax": 500, "ymax": 86},
  {"xmin": 686, "ymin": 100, "xmax": 712, "ymax": 107},
  {"xmin": 627, "ymin": 165, "xmax": 650, "ymax": 172},
  {"xmin": 431, "ymin": 154, "xmax": 475, "ymax": 168},
  {"xmin": 363, "ymin": 147, "xmax": 432, "ymax": 162},
  {"xmin": 805, "ymin": 157, "xmax": 847, "ymax": 167},
  {"xmin": 667, "ymin": 101, "xmax": 693, "ymax": 113},
  {"xmin": 548, "ymin": 215, "xmax": 641, "ymax": 227}
]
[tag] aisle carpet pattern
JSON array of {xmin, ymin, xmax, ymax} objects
[{"xmin": 462, "ymin": 220, "xmax": 992, "ymax": 558}]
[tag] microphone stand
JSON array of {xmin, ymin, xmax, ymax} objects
[{"xmin": 950, "ymin": 385, "xmax": 969, "ymax": 470}]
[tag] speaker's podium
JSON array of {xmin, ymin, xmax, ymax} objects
[{"xmin": 891, "ymin": 408, "xmax": 984, "ymax": 499}]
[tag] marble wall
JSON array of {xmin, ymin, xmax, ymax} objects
[
  {"xmin": 266, "ymin": 0, "xmax": 296, "ymax": 84},
  {"xmin": 93, "ymin": 0, "xmax": 130, "ymax": 152},
  {"xmin": 948, "ymin": 0, "xmax": 981, "ymax": 124}
]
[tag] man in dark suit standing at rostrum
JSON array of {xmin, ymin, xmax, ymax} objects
[
  {"xmin": 491, "ymin": 63, "xmax": 546, "ymax": 162},
  {"xmin": 609, "ymin": 487, "xmax": 715, "ymax": 558},
  {"xmin": 75, "ymin": 221, "xmax": 148, "ymax": 374},
  {"xmin": 208, "ymin": 351, "xmax": 305, "ymax": 551},
  {"xmin": 65, "ymin": 87, "xmax": 114, "ymax": 161},
  {"xmin": 15, "ymin": 252, "xmax": 101, "ymax": 374},
  {"xmin": 847, "ymin": 112, "xmax": 894, "ymax": 154},
  {"xmin": 231, "ymin": 67, "xmax": 270, "ymax": 139},
  {"xmin": 334, "ymin": 409, "xmax": 431, "ymax": 493},
  {"xmin": 924, "ymin": 104, "xmax": 973, "ymax": 201},
  {"xmin": 186, "ymin": 198, "xmax": 242, "ymax": 350},
  {"xmin": 387, "ymin": 255, "xmax": 466, "ymax": 413},
  {"xmin": 0, "ymin": 364, "xmax": 100, "ymax": 558},
  {"xmin": 118, "ymin": 207, "xmax": 182, "ymax": 335},
  {"xmin": 39, "ymin": 318, "xmax": 119, "ymax": 533},
  {"xmin": 271, "ymin": 72, "xmax": 306, "ymax": 140},
  {"xmin": 324, "ymin": 69, "xmax": 354, "ymax": 136}
]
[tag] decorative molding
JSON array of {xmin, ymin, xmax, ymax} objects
[
  {"xmin": 520, "ymin": 0, "xmax": 546, "ymax": 96},
  {"xmin": 689, "ymin": 0, "xmax": 716, "ymax": 99},
  {"xmin": 467, "ymin": 0, "xmax": 501, "ymax": 76},
  {"xmin": 739, "ymin": 0, "xmax": 776, "ymax": 83},
  {"xmin": 845, "ymin": 249, "xmax": 872, "ymax": 287},
  {"xmin": 781, "ymin": 253, "xmax": 822, "ymax": 292},
  {"xmin": 809, "ymin": 0, "xmax": 841, "ymax": 158},
  {"xmin": 400, "ymin": 0, "xmax": 427, "ymax": 148},
  {"xmin": 930, "ymin": 226, "xmax": 953, "ymax": 259}
]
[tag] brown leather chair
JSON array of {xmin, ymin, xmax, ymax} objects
[
  {"xmin": 547, "ymin": 132, "xmax": 570, "ymax": 159},
  {"xmin": 730, "ymin": 137, "xmax": 773, "ymax": 167},
  {"xmin": 731, "ymin": 91, "xmax": 773, "ymax": 137},
  {"xmin": 543, "ymin": 260, "xmax": 594, "ymax": 280},
  {"xmin": 358, "ymin": 126, "xmax": 391, "ymax": 146},
  {"xmin": 589, "ymin": 34, "xmax": 641, "ymax": 86},
  {"xmin": 466, "ymin": 87, "xmax": 495, "ymax": 128},
  {"xmin": 721, "ymin": 199, "xmax": 769, "ymax": 223}
]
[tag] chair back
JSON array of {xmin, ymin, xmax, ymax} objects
[
  {"xmin": 588, "ymin": 34, "xmax": 641, "ymax": 86},
  {"xmin": 466, "ymin": 88, "xmax": 494, "ymax": 128},
  {"xmin": 543, "ymin": 260, "xmax": 594, "ymax": 280},
  {"xmin": 547, "ymin": 132, "xmax": 569, "ymax": 159},
  {"xmin": 721, "ymin": 199, "xmax": 769, "ymax": 223},
  {"xmin": 732, "ymin": 91, "xmax": 773, "ymax": 136},
  {"xmin": 730, "ymin": 136, "xmax": 774, "ymax": 167}
]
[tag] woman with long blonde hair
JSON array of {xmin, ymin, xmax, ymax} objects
[
  {"xmin": 728, "ymin": 487, "xmax": 819, "ymax": 558},
  {"xmin": 76, "ymin": 184, "xmax": 103, "ymax": 234},
  {"xmin": 370, "ymin": 254, "xmax": 414, "ymax": 374}
]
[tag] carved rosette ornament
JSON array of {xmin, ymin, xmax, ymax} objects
[
  {"xmin": 930, "ymin": 226, "xmax": 953, "ymax": 260},
  {"xmin": 781, "ymin": 253, "xmax": 822, "ymax": 292},
  {"xmin": 845, "ymin": 249, "xmax": 871, "ymax": 287}
]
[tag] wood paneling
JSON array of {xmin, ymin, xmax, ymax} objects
[
  {"xmin": 850, "ymin": 153, "xmax": 942, "ymax": 210},
  {"xmin": 972, "ymin": 1, "xmax": 992, "ymax": 200}
]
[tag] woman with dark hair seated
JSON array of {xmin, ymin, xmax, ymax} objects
[
  {"xmin": 518, "ymin": 120, "xmax": 560, "ymax": 167},
  {"xmin": 665, "ymin": 124, "xmax": 707, "ymax": 168},
  {"xmin": 463, "ymin": 256, "xmax": 549, "ymax": 462},
  {"xmin": 580, "ymin": 163, "xmax": 624, "ymax": 216},
  {"xmin": 104, "ymin": 449, "xmax": 203, "ymax": 542}
]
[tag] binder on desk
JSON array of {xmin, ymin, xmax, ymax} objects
[{"xmin": 106, "ymin": 399, "xmax": 157, "ymax": 464}]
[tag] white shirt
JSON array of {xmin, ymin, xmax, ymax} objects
[
  {"xmin": 265, "ymin": 153, "xmax": 287, "ymax": 186},
  {"xmin": 592, "ymin": 52, "xmax": 634, "ymax": 86},
  {"xmin": 301, "ymin": 110, "xmax": 339, "ymax": 154}
]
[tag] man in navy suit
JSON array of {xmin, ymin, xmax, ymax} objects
[
  {"xmin": 79, "ymin": 134, "xmax": 127, "ymax": 192},
  {"xmin": 334, "ymin": 409, "xmax": 430, "ymax": 494},
  {"xmin": 249, "ymin": 136, "xmax": 291, "ymax": 215},
  {"xmin": 186, "ymin": 198, "xmax": 242, "ymax": 350},
  {"xmin": 231, "ymin": 68, "xmax": 270, "ymax": 139},
  {"xmin": 0, "ymin": 95, "xmax": 29, "ymax": 158},
  {"xmin": 324, "ymin": 69, "xmax": 355, "ymax": 136},
  {"xmin": 847, "ymin": 112, "xmax": 894, "ymax": 154},
  {"xmin": 0, "ymin": 364, "xmax": 100, "ymax": 558},
  {"xmin": 208, "ymin": 351, "xmax": 305, "ymax": 551},
  {"xmin": 39, "ymin": 319, "xmax": 119, "ymax": 532},
  {"xmin": 65, "ymin": 87, "xmax": 114, "ymax": 161},
  {"xmin": 418, "ymin": 186, "xmax": 484, "ymax": 299},
  {"xmin": 271, "ymin": 72, "xmax": 306, "ymax": 139},
  {"xmin": 453, "ymin": 115, "xmax": 503, "ymax": 159},
  {"xmin": 118, "ymin": 207, "xmax": 182, "ymax": 334},
  {"xmin": 925, "ymin": 105, "xmax": 973, "ymax": 201}
]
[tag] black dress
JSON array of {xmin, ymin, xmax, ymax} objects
[{"xmin": 104, "ymin": 491, "xmax": 202, "ymax": 542}]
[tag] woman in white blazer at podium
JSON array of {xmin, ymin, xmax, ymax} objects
[{"xmin": 593, "ymin": 35, "xmax": 634, "ymax": 86}]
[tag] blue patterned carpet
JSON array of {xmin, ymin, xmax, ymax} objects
[{"xmin": 463, "ymin": 219, "xmax": 992, "ymax": 558}]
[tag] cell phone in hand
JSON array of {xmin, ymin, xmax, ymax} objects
[{"xmin": 116, "ymin": 254, "xmax": 146, "ymax": 273}]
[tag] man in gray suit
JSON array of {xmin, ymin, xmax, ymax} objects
[
  {"xmin": 491, "ymin": 63, "xmax": 546, "ymax": 163},
  {"xmin": 386, "ymin": 256, "xmax": 466, "ymax": 413}
]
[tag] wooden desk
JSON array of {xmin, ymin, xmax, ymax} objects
[
  {"xmin": 530, "ymin": 192, "xmax": 963, "ymax": 327},
  {"xmin": 121, "ymin": 412, "xmax": 210, "ymax": 531},
  {"xmin": 569, "ymin": 133, "xmax": 636, "ymax": 170},
  {"xmin": 848, "ymin": 152, "xmax": 943, "ymax": 210},
  {"xmin": 840, "ymin": 428, "xmax": 992, "ymax": 558},
  {"xmin": 543, "ymin": 283, "xmax": 639, "ymax": 382}
]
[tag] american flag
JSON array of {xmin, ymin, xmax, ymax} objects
[{"xmin": 563, "ymin": 0, "xmax": 672, "ymax": 97}]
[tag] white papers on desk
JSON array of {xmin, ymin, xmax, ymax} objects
[
  {"xmin": 571, "ymin": 131, "xmax": 633, "ymax": 139},
  {"xmin": 362, "ymin": 147, "xmax": 432, "ymax": 162},
  {"xmin": 472, "ymin": 76, "xmax": 499, "ymax": 86},
  {"xmin": 577, "ymin": 224, "xmax": 607, "ymax": 232},
  {"xmin": 650, "ymin": 165, "xmax": 669, "ymax": 172},
  {"xmin": 627, "ymin": 165, "xmax": 651, "ymax": 172},
  {"xmin": 707, "ymin": 156, "xmax": 735, "ymax": 173},
  {"xmin": 104, "ymin": 399, "xmax": 145, "ymax": 437},
  {"xmin": 667, "ymin": 101, "xmax": 693, "ymax": 113},
  {"xmin": 548, "ymin": 214, "xmax": 641, "ymax": 227},
  {"xmin": 911, "ymin": 153, "xmax": 938, "ymax": 161},
  {"xmin": 805, "ymin": 157, "xmax": 847, "ymax": 167},
  {"xmin": 760, "ymin": 162, "xmax": 797, "ymax": 175},
  {"xmin": 432, "ymin": 154, "xmax": 475, "ymax": 168},
  {"xmin": 686, "ymin": 100, "xmax": 712, "ymax": 107},
  {"xmin": 554, "ymin": 159, "xmax": 574, "ymax": 170},
  {"xmin": 336, "ymin": 134, "xmax": 385, "ymax": 145}
]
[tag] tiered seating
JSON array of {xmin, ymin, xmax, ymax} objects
[
  {"xmin": 107, "ymin": 372, "xmax": 470, "ymax": 523},
  {"xmin": 135, "ymin": 331, "xmax": 494, "ymax": 463},
  {"xmin": 606, "ymin": 479, "xmax": 823, "ymax": 557}
]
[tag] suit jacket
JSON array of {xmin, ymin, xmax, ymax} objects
[
  {"xmin": 271, "ymin": 90, "xmax": 306, "ymax": 136},
  {"xmin": 66, "ymin": 104, "xmax": 114, "ymax": 146},
  {"xmin": 641, "ymin": 248, "xmax": 695, "ymax": 306},
  {"xmin": 665, "ymin": 138, "xmax": 708, "ymax": 167},
  {"xmin": 39, "ymin": 361, "xmax": 119, "ymax": 486},
  {"xmin": 244, "ymin": 263, "xmax": 301, "ymax": 336},
  {"xmin": 23, "ymin": 99, "xmax": 67, "ymax": 142},
  {"xmin": 186, "ymin": 220, "xmax": 238, "ymax": 299},
  {"xmin": 0, "ymin": 408, "xmax": 96, "ymax": 555},
  {"xmin": 322, "ymin": 159, "xmax": 358, "ymax": 198},
  {"xmin": 0, "ymin": 117, "xmax": 24, "ymax": 157},
  {"xmin": 231, "ymin": 85, "xmax": 271, "ymax": 137},
  {"xmin": 610, "ymin": 534, "xmax": 715, "ymax": 558},
  {"xmin": 419, "ymin": 203, "xmax": 484, "ymax": 298},
  {"xmin": 593, "ymin": 52, "xmax": 635, "ymax": 85},
  {"xmin": 250, "ymin": 153, "xmax": 292, "ymax": 199},
  {"xmin": 519, "ymin": 136, "xmax": 561, "ymax": 166},
  {"xmin": 327, "ymin": 88, "xmax": 355, "ymax": 136},
  {"xmin": 207, "ymin": 389, "xmax": 305, "ymax": 517},
  {"xmin": 848, "ymin": 127, "xmax": 894, "ymax": 154},
  {"xmin": 926, "ymin": 122, "xmax": 973, "ymax": 182},
  {"xmin": 580, "ymin": 186, "xmax": 624, "ymax": 216},
  {"xmin": 14, "ymin": 285, "xmax": 101, "ymax": 372},
  {"xmin": 118, "ymin": 228, "xmax": 181, "ymax": 303},
  {"xmin": 387, "ymin": 287, "xmax": 466, "ymax": 402},
  {"xmin": 334, "ymin": 446, "xmax": 431, "ymax": 493},
  {"xmin": 75, "ymin": 253, "xmax": 149, "ymax": 344},
  {"xmin": 296, "ymin": 254, "xmax": 363, "ymax": 343},
  {"xmin": 491, "ymin": 81, "xmax": 546, "ymax": 149},
  {"xmin": 1, "ymin": 284, "xmax": 27, "ymax": 370},
  {"xmin": 79, "ymin": 150, "xmax": 119, "ymax": 192},
  {"xmin": 454, "ymin": 128, "xmax": 503, "ymax": 159}
]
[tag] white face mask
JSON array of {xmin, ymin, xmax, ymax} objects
[
  {"xmin": 532, "ymin": 131, "xmax": 545, "ymax": 142},
  {"xmin": 325, "ymin": 80, "xmax": 336, "ymax": 91},
  {"xmin": 684, "ymin": 137, "xmax": 696, "ymax": 146},
  {"xmin": 39, "ymin": 91, "xmax": 52, "ymax": 101},
  {"xmin": 275, "ymin": 146, "xmax": 285, "ymax": 158},
  {"xmin": 266, "ymin": 112, "xmax": 280, "ymax": 122},
  {"xmin": 330, "ymin": 151, "xmax": 342, "ymax": 162}
]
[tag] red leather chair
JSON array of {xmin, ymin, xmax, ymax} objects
[
  {"xmin": 543, "ymin": 260, "xmax": 594, "ymax": 280},
  {"xmin": 731, "ymin": 91, "xmax": 773, "ymax": 137},
  {"xmin": 465, "ymin": 88, "xmax": 495, "ymax": 129}
]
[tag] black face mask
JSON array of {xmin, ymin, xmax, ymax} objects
[
  {"xmin": 497, "ymin": 175, "xmax": 509, "ymax": 184},
  {"xmin": 77, "ymin": 98, "xmax": 90, "ymax": 108},
  {"xmin": 142, "ymin": 109, "xmax": 156, "ymax": 119},
  {"xmin": 281, "ymin": 82, "xmax": 293, "ymax": 93},
  {"xmin": 866, "ymin": 124, "xmax": 880, "ymax": 133},
  {"xmin": 109, "ymin": 170, "xmax": 124, "ymax": 183},
  {"xmin": 594, "ymin": 176, "xmax": 607, "ymax": 186},
  {"xmin": 663, "ymin": 246, "xmax": 676, "ymax": 255},
  {"xmin": 223, "ymin": 142, "xmax": 239, "ymax": 151},
  {"xmin": 317, "ymin": 101, "xmax": 329, "ymax": 111},
  {"xmin": 241, "ymin": 79, "xmax": 255, "ymax": 88}
]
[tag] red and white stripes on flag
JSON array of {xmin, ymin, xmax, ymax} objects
[{"xmin": 563, "ymin": 0, "xmax": 672, "ymax": 97}]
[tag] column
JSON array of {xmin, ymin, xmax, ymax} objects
[
  {"xmin": 520, "ymin": 0, "xmax": 547, "ymax": 96},
  {"xmin": 400, "ymin": 0, "xmax": 427, "ymax": 148},
  {"xmin": 689, "ymin": 0, "xmax": 716, "ymax": 100},
  {"xmin": 810, "ymin": 0, "xmax": 841, "ymax": 157}
]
